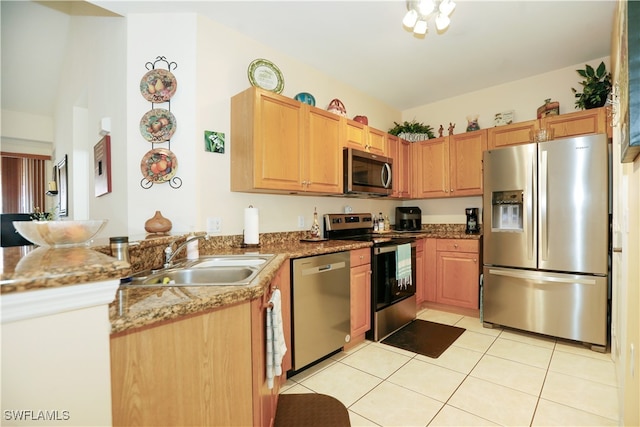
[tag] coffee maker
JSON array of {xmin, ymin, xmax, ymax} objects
[
  {"xmin": 465, "ymin": 208, "xmax": 480, "ymax": 234},
  {"xmin": 395, "ymin": 207, "xmax": 422, "ymax": 231}
]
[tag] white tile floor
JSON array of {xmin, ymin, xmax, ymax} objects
[{"xmin": 281, "ymin": 309, "xmax": 619, "ymax": 426}]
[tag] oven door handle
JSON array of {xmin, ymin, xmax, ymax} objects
[{"xmin": 373, "ymin": 241, "xmax": 416, "ymax": 255}]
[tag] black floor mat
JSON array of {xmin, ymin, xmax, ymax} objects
[
  {"xmin": 274, "ymin": 393, "xmax": 350, "ymax": 427},
  {"xmin": 381, "ymin": 319, "xmax": 465, "ymax": 358}
]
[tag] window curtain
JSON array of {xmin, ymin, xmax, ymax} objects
[{"xmin": 1, "ymin": 152, "xmax": 50, "ymax": 214}]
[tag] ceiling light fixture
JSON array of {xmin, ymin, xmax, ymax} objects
[{"xmin": 403, "ymin": 0, "xmax": 456, "ymax": 36}]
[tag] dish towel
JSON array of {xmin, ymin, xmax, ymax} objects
[
  {"xmin": 396, "ymin": 243, "xmax": 412, "ymax": 290},
  {"xmin": 266, "ymin": 289, "xmax": 287, "ymax": 389}
]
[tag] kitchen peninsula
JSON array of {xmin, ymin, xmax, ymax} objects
[{"xmin": 1, "ymin": 225, "xmax": 479, "ymax": 427}]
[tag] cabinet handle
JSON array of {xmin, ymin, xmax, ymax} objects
[
  {"xmin": 473, "ymin": 258, "xmax": 477, "ymax": 263},
  {"xmin": 359, "ymin": 255, "xmax": 364, "ymax": 260},
  {"xmin": 454, "ymin": 244, "xmax": 458, "ymax": 248}
]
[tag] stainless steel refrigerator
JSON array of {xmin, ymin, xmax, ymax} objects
[{"xmin": 482, "ymin": 133, "xmax": 610, "ymax": 350}]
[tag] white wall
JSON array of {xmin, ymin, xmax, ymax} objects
[
  {"xmin": 54, "ymin": 14, "xmax": 127, "ymax": 236},
  {"xmin": 403, "ymin": 56, "xmax": 610, "ymax": 135},
  {"xmin": 122, "ymin": 13, "xmax": 403, "ymax": 237}
]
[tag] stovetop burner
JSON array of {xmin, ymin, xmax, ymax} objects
[{"xmin": 323, "ymin": 213, "xmax": 416, "ymax": 246}]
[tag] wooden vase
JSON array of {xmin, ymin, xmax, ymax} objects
[{"xmin": 144, "ymin": 211, "xmax": 172, "ymax": 233}]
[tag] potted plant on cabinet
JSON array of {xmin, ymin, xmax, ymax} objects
[
  {"xmin": 571, "ymin": 61, "xmax": 612, "ymax": 110},
  {"xmin": 388, "ymin": 119, "xmax": 435, "ymax": 142}
]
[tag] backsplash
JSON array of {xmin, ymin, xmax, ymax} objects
[{"xmin": 93, "ymin": 225, "xmax": 480, "ymax": 275}]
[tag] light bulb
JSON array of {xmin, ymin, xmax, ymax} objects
[
  {"xmin": 402, "ymin": 9, "xmax": 418, "ymax": 28},
  {"xmin": 435, "ymin": 13, "xmax": 450, "ymax": 30},
  {"xmin": 417, "ymin": 0, "xmax": 435, "ymax": 16},
  {"xmin": 439, "ymin": 0, "xmax": 456, "ymax": 16},
  {"xmin": 413, "ymin": 19, "xmax": 428, "ymax": 35}
]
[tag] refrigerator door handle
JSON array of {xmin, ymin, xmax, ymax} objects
[
  {"xmin": 488, "ymin": 268, "xmax": 597, "ymax": 285},
  {"xmin": 539, "ymin": 149, "xmax": 548, "ymax": 261},
  {"xmin": 527, "ymin": 149, "xmax": 535, "ymax": 261}
]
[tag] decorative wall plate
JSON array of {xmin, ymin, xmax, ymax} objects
[
  {"xmin": 294, "ymin": 92, "xmax": 316, "ymax": 106},
  {"xmin": 140, "ymin": 108, "xmax": 177, "ymax": 142},
  {"xmin": 140, "ymin": 148, "xmax": 177, "ymax": 183},
  {"xmin": 140, "ymin": 69, "xmax": 177, "ymax": 102},
  {"xmin": 248, "ymin": 58, "xmax": 284, "ymax": 94}
]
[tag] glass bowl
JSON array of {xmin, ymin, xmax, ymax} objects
[{"xmin": 13, "ymin": 219, "xmax": 108, "ymax": 247}]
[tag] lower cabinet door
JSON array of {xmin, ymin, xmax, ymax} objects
[
  {"xmin": 350, "ymin": 263, "xmax": 371, "ymax": 337},
  {"xmin": 436, "ymin": 251, "xmax": 480, "ymax": 309}
]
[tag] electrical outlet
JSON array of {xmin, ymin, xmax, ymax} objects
[
  {"xmin": 207, "ymin": 217, "xmax": 221, "ymax": 233},
  {"xmin": 298, "ymin": 215, "xmax": 305, "ymax": 228}
]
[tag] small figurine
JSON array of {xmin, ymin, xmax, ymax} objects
[
  {"xmin": 448, "ymin": 122, "xmax": 455, "ymax": 135},
  {"xmin": 438, "ymin": 125, "xmax": 444, "ymax": 138},
  {"xmin": 466, "ymin": 114, "xmax": 480, "ymax": 132}
]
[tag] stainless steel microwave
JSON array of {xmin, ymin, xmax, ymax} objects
[{"xmin": 343, "ymin": 148, "xmax": 393, "ymax": 196}]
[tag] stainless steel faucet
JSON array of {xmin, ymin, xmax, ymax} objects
[{"xmin": 164, "ymin": 234, "xmax": 209, "ymax": 268}]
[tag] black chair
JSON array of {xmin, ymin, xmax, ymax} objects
[{"xmin": 1, "ymin": 213, "xmax": 33, "ymax": 247}]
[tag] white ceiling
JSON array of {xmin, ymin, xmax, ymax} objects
[{"xmin": 1, "ymin": 0, "xmax": 616, "ymax": 117}]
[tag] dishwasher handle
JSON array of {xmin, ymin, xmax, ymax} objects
[{"xmin": 301, "ymin": 261, "xmax": 347, "ymax": 276}]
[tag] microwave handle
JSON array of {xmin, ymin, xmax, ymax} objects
[{"xmin": 381, "ymin": 163, "xmax": 392, "ymax": 189}]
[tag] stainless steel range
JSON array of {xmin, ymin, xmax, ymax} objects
[{"xmin": 324, "ymin": 213, "xmax": 417, "ymax": 341}]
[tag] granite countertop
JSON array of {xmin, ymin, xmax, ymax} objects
[
  {"xmin": 0, "ymin": 245, "xmax": 131, "ymax": 294},
  {"xmin": 110, "ymin": 239, "xmax": 371, "ymax": 334},
  {"xmin": 1, "ymin": 225, "xmax": 481, "ymax": 335}
]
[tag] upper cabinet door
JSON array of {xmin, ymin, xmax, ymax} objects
[
  {"xmin": 304, "ymin": 107, "xmax": 343, "ymax": 194},
  {"xmin": 412, "ymin": 136, "xmax": 450, "ymax": 198},
  {"xmin": 255, "ymin": 94, "xmax": 304, "ymax": 190},
  {"xmin": 389, "ymin": 135, "xmax": 411, "ymax": 198},
  {"xmin": 487, "ymin": 119, "xmax": 538, "ymax": 149},
  {"xmin": 366, "ymin": 127, "xmax": 387, "ymax": 156},
  {"xmin": 541, "ymin": 107, "xmax": 608, "ymax": 139},
  {"xmin": 344, "ymin": 119, "xmax": 366, "ymax": 150},
  {"xmin": 449, "ymin": 130, "xmax": 487, "ymax": 196}
]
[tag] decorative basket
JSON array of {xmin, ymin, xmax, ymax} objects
[{"xmin": 327, "ymin": 99, "xmax": 347, "ymax": 117}]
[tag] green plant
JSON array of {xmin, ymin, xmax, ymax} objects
[
  {"xmin": 571, "ymin": 61, "xmax": 612, "ymax": 110},
  {"xmin": 388, "ymin": 119, "xmax": 435, "ymax": 138}
]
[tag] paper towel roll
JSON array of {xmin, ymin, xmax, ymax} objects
[{"xmin": 244, "ymin": 206, "xmax": 259, "ymax": 244}]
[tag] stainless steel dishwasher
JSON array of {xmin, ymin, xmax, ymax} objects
[{"xmin": 291, "ymin": 251, "xmax": 351, "ymax": 371}]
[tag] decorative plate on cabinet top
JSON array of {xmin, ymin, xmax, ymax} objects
[
  {"xmin": 140, "ymin": 108, "xmax": 177, "ymax": 142},
  {"xmin": 247, "ymin": 58, "xmax": 284, "ymax": 94},
  {"xmin": 140, "ymin": 148, "xmax": 178, "ymax": 183},
  {"xmin": 294, "ymin": 92, "xmax": 316, "ymax": 106},
  {"xmin": 140, "ymin": 69, "xmax": 177, "ymax": 102}
]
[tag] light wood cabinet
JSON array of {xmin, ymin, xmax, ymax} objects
[
  {"xmin": 110, "ymin": 264, "xmax": 291, "ymax": 427},
  {"xmin": 415, "ymin": 239, "xmax": 425, "ymax": 304},
  {"xmin": 231, "ymin": 87, "xmax": 342, "ymax": 195},
  {"xmin": 435, "ymin": 239, "xmax": 481, "ymax": 310},
  {"xmin": 487, "ymin": 107, "xmax": 609, "ymax": 150},
  {"xmin": 343, "ymin": 118, "xmax": 387, "ymax": 156},
  {"xmin": 412, "ymin": 131, "xmax": 486, "ymax": 198},
  {"xmin": 412, "ymin": 136, "xmax": 449, "ymax": 198},
  {"xmin": 110, "ymin": 303, "xmax": 254, "ymax": 427},
  {"xmin": 367, "ymin": 126, "xmax": 388, "ymax": 155},
  {"xmin": 417, "ymin": 238, "xmax": 437, "ymax": 306},
  {"xmin": 304, "ymin": 107, "xmax": 343, "ymax": 193},
  {"xmin": 541, "ymin": 107, "xmax": 608, "ymax": 139},
  {"xmin": 251, "ymin": 262, "xmax": 291, "ymax": 427},
  {"xmin": 389, "ymin": 135, "xmax": 411, "ymax": 198},
  {"xmin": 487, "ymin": 119, "xmax": 539, "ymax": 149},
  {"xmin": 449, "ymin": 130, "xmax": 487, "ymax": 196},
  {"xmin": 350, "ymin": 248, "xmax": 371, "ymax": 340}
]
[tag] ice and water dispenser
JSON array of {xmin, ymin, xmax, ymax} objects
[{"xmin": 491, "ymin": 190, "xmax": 523, "ymax": 231}]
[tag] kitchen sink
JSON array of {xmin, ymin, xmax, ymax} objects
[{"xmin": 122, "ymin": 254, "xmax": 274, "ymax": 287}]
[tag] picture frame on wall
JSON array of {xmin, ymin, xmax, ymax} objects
[
  {"xmin": 94, "ymin": 135, "xmax": 112, "ymax": 197},
  {"xmin": 57, "ymin": 155, "xmax": 68, "ymax": 217}
]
